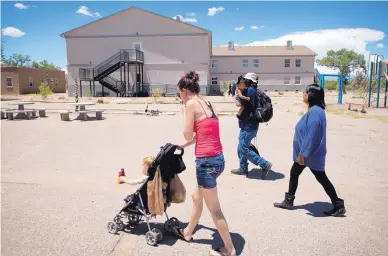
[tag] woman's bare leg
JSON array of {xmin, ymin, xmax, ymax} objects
[
  {"xmin": 202, "ymin": 187, "xmax": 236, "ymax": 255},
  {"xmin": 183, "ymin": 188, "xmax": 204, "ymax": 239}
]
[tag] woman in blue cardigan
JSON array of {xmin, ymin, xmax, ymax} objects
[{"xmin": 274, "ymin": 84, "xmax": 346, "ymax": 217}]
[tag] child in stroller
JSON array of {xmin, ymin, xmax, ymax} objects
[{"xmin": 107, "ymin": 143, "xmax": 186, "ymax": 246}]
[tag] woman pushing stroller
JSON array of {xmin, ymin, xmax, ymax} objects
[{"xmin": 174, "ymin": 71, "xmax": 236, "ymax": 256}]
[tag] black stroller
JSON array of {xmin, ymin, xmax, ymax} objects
[{"xmin": 107, "ymin": 143, "xmax": 186, "ymax": 246}]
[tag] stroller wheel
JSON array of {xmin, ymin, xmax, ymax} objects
[
  {"xmin": 117, "ymin": 221, "xmax": 125, "ymax": 231},
  {"xmin": 170, "ymin": 217, "xmax": 180, "ymax": 228},
  {"xmin": 164, "ymin": 220, "xmax": 172, "ymax": 232},
  {"xmin": 107, "ymin": 222, "xmax": 119, "ymax": 234},
  {"xmin": 152, "ymin": 228, "xmax": 163, "ymax": 241},
  {"xmin": 164, "ymin": 217, "xmax": 179, "ymax": 233},
  {"xmin": 145, "ymin": 231, "xmax": 158, "ymax": 246}
]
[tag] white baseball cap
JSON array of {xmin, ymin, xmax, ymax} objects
[{"xmin": 243, "ymin": 73, "xmax": 258, "ymax": 83}]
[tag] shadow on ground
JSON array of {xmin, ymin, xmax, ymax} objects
[
  {"xmin": 1, "ymin": 98, "xmax": 21, "ymax": 101},
  {"xmin": 123, "ymin": 220, "xmax": 246, "ymax": 254},
  {"xmin": 247, "ymin": 168, "xmax": 285, "ymax": 181},
  {"xmin": 294, "ymin": 201, "xmax": 333, "ymax": 217}
]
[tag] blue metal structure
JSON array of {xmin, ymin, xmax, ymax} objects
[
  {"xmin": 367, "ymin": 54, "xmax": 385, "ymax": 108},
  {"xmin": 319, "ymin": 74, "xmax": 344, "ymax": 104}
]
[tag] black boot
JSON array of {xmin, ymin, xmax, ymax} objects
[
  {"xmin": 274, "ymin": 193, "xmax": 295, "ymax": 210},
  {"xmin": 324, "ymin": 198, "xmax": 346, "ymax": 217}
]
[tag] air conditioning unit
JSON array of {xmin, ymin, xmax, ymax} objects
[
  {"xmin": 287, "ymin": 40, "xmax": 293, "ymax": 49},
  {"xmin": 228, "ymin": 41, "xmax": 235, "ymax": 51}
]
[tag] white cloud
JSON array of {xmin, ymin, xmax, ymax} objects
[
  {"xmin": 1, "ymin": 27, "xmax": 26, "ymax": 37},
  {"xmin": 208, "ymin": 6, "xmax": 225, "ymax": 16},
  {"xmin": 76, "ymin": 6, "xmax": 101, "ymax": 18},
  {"xmin": 235, "ymin": 26, "xmax": 244, "ymax": 31},
  {"xmin": 245, "ymin": 28, "xmax": 385, "ymax": 74},
  {"xmin": 14, "ymin": 3, "xmax": 28, "ymax": 9},
  {"xmin": 186, "ymin": 12, "xmax": 196, "ymax": 17},
  {"xmin": 376, "ymin": 43, "xmax": 384, "ymax": 48},
  {"xmin": 172, "ymin": 15, "xmax": 197, "ymax": 23},
  {"xmin": 250, "ymin": 25, "xmax": 264, "ymax": 30}
]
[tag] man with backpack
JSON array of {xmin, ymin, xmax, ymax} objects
[{"xmin": 231, "ymin": 73, "xmax": 273, "ymax": 177}]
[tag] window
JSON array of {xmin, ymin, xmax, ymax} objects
[
  {"xmin": 284, "ymin": 59, "xmax": 290, "ymax": 68},
  {"xmin": 242, "ymin": 59, "xmax": 248, "ymax": 68},
  {"xmin": 132, "ymin": 42, "xmax": 142, "ymax": 51},
  {"xmin": 295, "ymin": 76, "xmax": 301, "ymax": 85},
  {"xmin": 296, "ymin": 59, "xmax": 301, "ymax": 67},
  {"xmin": 253, "ymin": 59, "xmax": 260, "ymax": 68},
  {"xmin": 211, "ymin": 60, "xmax": 217, "ymax": 68},
  {"xmin": 29, "ymin": 77, "xmax": 33, "ymax": 87},
  {"xmin": 6, "ymin": 77, "xmax": 13, "ymax": 87},
  {"xmin": 284, "ymin": 76, "xmax": 290, "ymax": 85},
  {"xmin": 211, "ymin": 77, "xmax": 218, "ymax": 85}
]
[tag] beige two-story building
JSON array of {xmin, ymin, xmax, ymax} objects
[
  {"xmin": 211, "ymin": 41, "xmax": 317, "ymax": 92},
  {"xmin": 62, "ymin": 7, "xmax": 316, "ymax": 97}
]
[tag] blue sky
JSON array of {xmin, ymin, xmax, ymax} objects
[{"xmin": 2, "ymin": 1, "xmax": 387, "ymax": 73}]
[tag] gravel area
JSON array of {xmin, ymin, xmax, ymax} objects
[{"xmin": 1, "ymin": 95, "xmax": 388, "ymax": 256}]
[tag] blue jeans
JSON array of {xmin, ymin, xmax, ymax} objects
[
  {"xmin": 195, "ymin": 152, "xmax": 225, "ymax": 189},
  {"xmin": 238, "ymin": 129, "xmax": 269, "ymax": 172}
]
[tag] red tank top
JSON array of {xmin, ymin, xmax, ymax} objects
[{"xmin": 194, "ymin": 100, "xmax": 223, "ymax": 158}]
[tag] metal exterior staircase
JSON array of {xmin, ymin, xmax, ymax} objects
[
  {"xmin": 79, "ymin": 49, "xmax": 144, "ymax": 96},
  {"xmin": 100, "ymin": 75, "xmax": 126, "ymax": 96}
]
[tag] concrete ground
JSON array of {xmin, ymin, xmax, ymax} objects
[{"xmin": 1, "ymin": 94, "xmax": 388, "ymax": 256}]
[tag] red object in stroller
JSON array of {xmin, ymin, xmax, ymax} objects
[{"xmin": 107, "ymin": 143, "xmax": 186, "ymax": 246}]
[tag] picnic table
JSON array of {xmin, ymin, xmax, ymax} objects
[
  {"xmin": 68, "ymin": 102, "xmax": 104, "ymax": 121},
  {"xmin": 6, "ymin": 102, "xmax": 35, "ymax": 119},
  {"xmin": 8, "ymin": 101, "xmax": 35, "ymax": 110}
]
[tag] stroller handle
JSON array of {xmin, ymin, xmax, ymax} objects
[{"xmin": 175, "ymin": 145, "xmax": 184, "ymax": 156}]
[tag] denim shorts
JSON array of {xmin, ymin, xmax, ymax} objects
[{"xmin": 195, "ymin": 152, "xmax": 225, "ymax": 189}]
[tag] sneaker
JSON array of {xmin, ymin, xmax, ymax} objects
[
  {"xmin": 261, "ymin": 162, "xmax": 272, "ymax": 179},
  {"xmin": 230, "ymin": 168, "xmax": 248, "ymax": 176}
]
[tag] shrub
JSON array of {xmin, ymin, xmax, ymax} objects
[
  {"xmin": 324, "ymin": 80, "xmax": 338, "ymax": 90},
  {"xmin": 220, "ymin": 80, "xmax": 232, "ymax": 95},
  {"xmin": 39, "ymin": 82, "xmax": 53, "ymax": 99}
]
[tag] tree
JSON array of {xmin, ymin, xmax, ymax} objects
[
  {"xmin": 4, "ymin": 53, "xmax": 32, "ymax": 67},
  {"xmin": 31, "ymin": 60, "xmax": 61, "ymax": 70},
  {"xmin": 317, "ymin": 49, "xmax": 366, "ymax": 94},
  {"xmin": 1, "ymin": 38, "xmax": 5, "ymax": 62}
]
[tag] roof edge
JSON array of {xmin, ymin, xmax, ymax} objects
[{"xmin": 61, "ymin": 6, "xmax": 211, "ymax": 38}]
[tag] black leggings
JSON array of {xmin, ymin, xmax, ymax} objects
[{"xmin": 288, "ymin": 162, "xmax": 339, "ymax": 203}]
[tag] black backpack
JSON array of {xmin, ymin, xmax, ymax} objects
[
  {"xmin": 148, "ymin": 143, "xmax": 186, "ymax": 183},
  {"xmin": 251, "ymin": 88, "xmax": 273, "ymax": 123}
]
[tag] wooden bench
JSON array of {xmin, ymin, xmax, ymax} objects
[
  {"xmin": 60, "ymin": 110, "xmax": 72, "ymax": 121},
  {"xmin": 5, "ymin": 109, "xmax": 37, "ymax": 120},
  {"xmin": 346, "ymin": 102, "xmax": 366, "ymax": 113},
  {"xmin": 78, "ymin": 109, "xmax": 104, "ymax": 121}
]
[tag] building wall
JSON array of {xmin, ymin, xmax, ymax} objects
[
  {"xmin": 64, "ymin": 8, "xmax": 211, "ymax": 97},
  {"xmin": 18, "ymin": 67, "xmax": 66, "ymax": 94},
  {"xmin": 1, "ymin": 67, "xmax": 20, "ymax": 95},
  {"xmin": 210, "ymin": 55, "xmax": 315, "ymax": 91}
]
